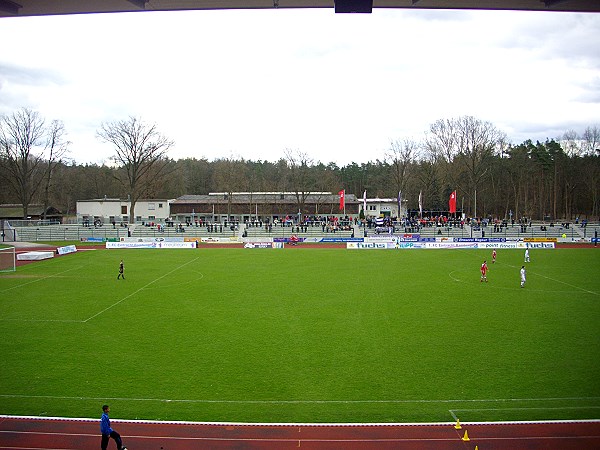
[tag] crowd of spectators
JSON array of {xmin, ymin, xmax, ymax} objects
[{"xmin": 132, "ymin": 212, "xmax": 588, "ymax": 237}]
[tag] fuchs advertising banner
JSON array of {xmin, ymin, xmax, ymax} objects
[{"xmin": 106, "ymin": 241, "xmax": 196, "ymax": 249}]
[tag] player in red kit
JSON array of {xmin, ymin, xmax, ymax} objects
[{"xmin": 480, "ymin": 260, "xmax": 488, "ymax": 282}]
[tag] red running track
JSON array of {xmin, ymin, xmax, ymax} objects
[{"xmin": 1, "ymin": 416, "xmax": 599, "ymax": 450}]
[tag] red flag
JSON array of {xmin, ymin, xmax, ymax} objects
[
  {"xmin": 449, "ymin": 190, "xmax": 457, "ymax": 214},
  {"xmin": 338, "ymin": 190, "xmax": 345, "ymax": 211}
]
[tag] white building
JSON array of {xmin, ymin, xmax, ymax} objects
[
  {"xmin": 361, "ymin": 197, "xmax": 406, "ymax": 220},
  {"xmin": 76, "ymin": 198, "xmax": 172, "ymax": 225}
]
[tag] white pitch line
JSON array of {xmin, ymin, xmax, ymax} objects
[
  {"xmin": 138, "ymin": 271, "xmax": 204, "ymax": 290},
  {"xmin": 498, "ymin": 260, "xmax": 599, "ymax": 296},
  {"xmin": 83, "ymin": 257, "xmax": 200, "ymax": 322},
  {"xmin": 1, "ymin": 413, "xmax": 599, "ymax": 427},
  {"xmin": 455, "ymin": 251, "xmax": 599, "ymax": 295},
  {"xmin": 0, "ymin": 265, "xmax": 86, "ymax": 293},
  {"xmin": 450, "ymin": 406, "xmax": 600, "ymax": 417},
  {"xmin": 1, "ymin": 394, "xmax": 598, "ymax": 405},
  {"xmin": 528, "ymin": 269, "xmax": 599, "ymax": 295},
  {"xmin": 452, "ymin": 407, "xmax": 600, "ymax": 412},
  {"xmin": 449, "ymin": 405, "xmax": 600, "ymax": 421},
  {"xmin": 448, "ymin": 271, "xmax": 462, "ymax": 282},
  {"xmin": 0, "ymin": 318, "xmax": 82, "ymax": 323}
]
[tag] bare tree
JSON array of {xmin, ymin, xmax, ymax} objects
[
  {"xmin": 426, "ymin": 116, "xmax": 505, "ymax": 215},
  {"xmin": 386, "ymin": 139, "xmax": 417, "ymax": 197},
  {"xmin": 0, "ymin": 108, "xmax": 48, "ymax": 218},
  {"xmin": 582, "ymin": 125, "xmax": 600, "ymax": 156},
  {"xmin": 456, "ymin": 116, "xmax": 506, "ymax": 215},
  {"xmin": 97, "ymin": 116, "xmax": 173, "ymax": 224},
  {"xmin": 423, "ymin": 118, "xmax": 462, "ymax": 201},
  {"xmin": 284, "ymin": 148, "xmax": 315, "ymax": 215},
  {"xmin": 425, "ymin": 118, "xmax": 458, "ymax": 163},
  {"xmin": 42, "ymin": 120, "xmax": 70, "ymax": 220},
  {"xmin": 414, "ymin": 145, "xmax": 441, "ymax": 214},
  {"xmin": 212, "ymin": 155, "xmax": 248, "ymax": 221}
]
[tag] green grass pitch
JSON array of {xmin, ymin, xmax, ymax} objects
[{"xmin": 1, "ymin": 247, "xmax": 599, "ymax": 423}]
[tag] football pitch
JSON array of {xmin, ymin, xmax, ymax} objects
[{"xmin": 1, "ymin": 246, "xmax": 599, "ymax": 424}]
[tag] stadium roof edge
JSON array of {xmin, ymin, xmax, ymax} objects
[{"xmin": 1, "ymin": 0, "xmax": 599, "ymax": 18}]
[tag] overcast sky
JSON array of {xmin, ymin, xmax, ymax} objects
[{"xmin": 0, "ymin": 8, "xmax": 599, "ymax": 166}]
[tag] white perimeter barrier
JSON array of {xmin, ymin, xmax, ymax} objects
[
  {"xmin": 57, "ymin": 245, "xmax": 77, "ymax": 255},
  {"xmin": 17, "ymin": 251, "xmax": 54, "ymax": 260}
]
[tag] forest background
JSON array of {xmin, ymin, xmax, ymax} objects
[{"xmin": 1, "ymin": 109, "xmax": 599, "ymax": 221}]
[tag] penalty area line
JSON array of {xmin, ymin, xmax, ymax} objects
[
  {"xmin": 500, "ymin": 261, "xmax": 598, "ymax": 296},
  {"xmin": 83, "ymin": 257, "xmax": 200, "ymax": 322},
  {"xmin": 529, "ymin": 269, "xmax": 599, "ymax": 296},
  {"xmin": 0, "ymin": 265, "xmax": 88, "ymax": 293}
]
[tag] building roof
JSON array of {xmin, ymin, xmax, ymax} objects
[
  {"xmin": 364, "ymin": 197, "xmax": 406, "ymax": 203},
  {"xmin": 173, "ymin": 192, "xmax": 358, "ymax": 203},
  {"xmin": 0, "ymin": 204, "xmax": 62, "ymax": 218},
  {"xmin": 76, "ymin": 198, "xmax": 172, "ymax": 203}
]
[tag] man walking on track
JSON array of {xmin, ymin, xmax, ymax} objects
[{"xmin": 100, "ymin": 405, "xmax": 127, "ymax": 450}]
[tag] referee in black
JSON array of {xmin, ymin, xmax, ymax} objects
[{"xmin": 117, "ymin": 259, "xmax": 125, "ymax": 279}]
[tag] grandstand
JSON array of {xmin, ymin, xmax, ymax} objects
[{"xmin": 4, "ymin": 219, "xmax": 597, "ymax": 243}]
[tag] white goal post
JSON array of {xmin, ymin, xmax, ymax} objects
[{"xmin": 0, "ymin": 246, "xmax": 16, "ymax": 272}]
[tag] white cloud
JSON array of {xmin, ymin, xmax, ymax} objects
[{"xmin": 0, "ymin": 8, "xmax": 599, "ymax": 165}]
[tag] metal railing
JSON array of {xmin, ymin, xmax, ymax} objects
[{"xmin": 6, "ymin": 222, "xmax": 598, "ymax": 243}]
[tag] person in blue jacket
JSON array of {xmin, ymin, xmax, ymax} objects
[{"xmin": 100, "ymin": 405, "xmax": 127, "ymax": 450}]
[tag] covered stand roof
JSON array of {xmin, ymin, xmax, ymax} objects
[{"xmin": 0, "ymin": 0, "xmax": 598, "ymax": 18}]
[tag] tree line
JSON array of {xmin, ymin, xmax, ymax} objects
[{"xmin": 1, "ymin": 109, "xmax": 599, "ymax": 221}]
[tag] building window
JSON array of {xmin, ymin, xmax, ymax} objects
[
  {"xmin": 148, "ymin": 203, "xmax": 155, "ymax": 210},
  {"xmin": 158, "ymin": 203, "xmax": 163, "ymax": 208},
  {"xmin": 369, "ymin": 205, "xmax": 377, "ymax": 211},
  {"xmin": 121, "ymin": 206, "xmax": 127, "ymax": 215}
]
